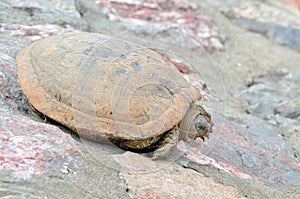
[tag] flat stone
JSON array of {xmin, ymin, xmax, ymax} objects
[
  {"xmin": 235, "ymin": 69, "xmax": 300, "ymax": 156},
  {"xmin": 275, "ymin": 99, "xmax": 300, "ymax": 119},
  {"xmin": 236, "ymin": 70, "xmax": 300, "ymax": 120},
  {"xmin": 113, "ymin": 152, "xmax": 245, "ymax": 199},
  {"xmin": 91, "ymin": 0, "xmax": 224, "ymax": 53},
  {"xmin": 222, "ymin": 0, "xmax": 300, "ymax": 50},
  {"xmin": 177, "ymin": 112, "xmax": 300, "ymax": 189}
]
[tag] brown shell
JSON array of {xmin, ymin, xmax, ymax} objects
[{"xmin": 16, "ymin": 32, "xmax": 201, "ymax": 141}]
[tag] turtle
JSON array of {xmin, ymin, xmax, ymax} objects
[{"xmin": 16, "ymin": 32, "xmax": 213, "ymax": 159}]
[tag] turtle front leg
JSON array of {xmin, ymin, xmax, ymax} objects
[{"xmin": 151, "ymin": 125, "xmax": 179, "ymax": 160}]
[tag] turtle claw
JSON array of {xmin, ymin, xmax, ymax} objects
[{"xmin": 151, "ymin": 126, "xmax": 179, "ymax": 160}]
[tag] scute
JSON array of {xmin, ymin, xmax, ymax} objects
[
  {"xmin": 16, "ymin": 32, "xmax": 201, "ymax": 141},
  {"xmin": 129, "ymin": 83, "xmax": 172, "ymax": 125}
]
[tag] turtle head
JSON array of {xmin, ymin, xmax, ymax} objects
[{"xmin": 179, "ymin": 102, "xmax": 213, "ymax": 143}]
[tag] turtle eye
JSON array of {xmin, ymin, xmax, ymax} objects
[{"xmin": 195, "ymin": 123, "xmax": 204, "ymax": 132}]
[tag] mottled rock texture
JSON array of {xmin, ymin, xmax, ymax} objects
[
  {"xmin": 0, "ymin": 114, "xmax": 84, "ymax": 180},
  {"xmin": 114, "ymin": 152, "xmax": 245, "ymax": 199}
]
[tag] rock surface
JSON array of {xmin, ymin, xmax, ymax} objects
[
  {"xmin": 0, "ymin": 0, "xmax": 300, "ymax": 198},
  {"xmin": 91, "ymin": 0, "xmax": 224, "ymax": 53},
  {"xmin": 0, "ymin": 0, "xmax": 85, "ymax": 28},
  {"xmin": 222, "ymin": 0, "xmax": 300, "ymax": 50},
  {"xmin": 0, "ymin": 114, "xmax": 84, "ymax": 180},
  {"xmin": 114, "ymin": 152, "xmax": 245, "ymax": 199},
  {"xmin": 236, "ymin": 70, "xmax": 300, "ymax": 156},
  {"xmin": 0, "ymin": 23, "xmax": 76, "ymax": 115},
  {"xmin": 177, "ymin": 113, "xmax": 300, "ymax": 189}
]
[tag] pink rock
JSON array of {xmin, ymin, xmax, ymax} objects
[
  {"xmin": 94, "ymin": 0, "xmax": 224, "ymax": 53},
  {"xmin": 281, "ymin": 0, "xmax": 300, "ymax": 9},
  {"xmin": 0, "ymin": 114, "xmax": 84, "ymax": 180}
]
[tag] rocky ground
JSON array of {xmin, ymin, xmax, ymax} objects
[{"xmin": 0, "ymin": 0, "xmax": 300, "ymax": 198}]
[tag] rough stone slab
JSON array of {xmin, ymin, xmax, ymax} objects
[
  {"xmin": 92, "ymin": 0, "xmax": 224, "ymax": 53},
  {"xmin": 240, "ymin": 70, "xmax": 300, "ymax": 118},
  {"xmin": 0, "ymin": 114, "xmax": 84, "ymax": 180},
  {"xmin": 235, "ymin": 70, "xmax": 300, "ymax": 157},
  {"xmin": 0, "ymin": 34, "xmax": 32, "ymax": 114},
  {"xmin": 113, "ymin": 152, "xmax": 245, "ymax": 199},
  {"xmin": 177, "ymin": 112, "xmax": 300, "ymax": 189},
  {"xmin": 0, "ymin": 0, "xmax": 85, "ymax": 29},
  {"xmin": 222, "ymin": 0, "xmax": 300, "ymax": 50}
]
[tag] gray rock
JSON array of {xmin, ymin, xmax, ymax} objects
[
  {"xmin": 232, "ymin": 18, "xmax": 300, "ymax": 50},
  {"xmin": 237, "ymin": 70, "xmax": 300, "ymax": 120},
  {"xmin": 177, "ymin": 113, "xmax": 300, "ymax": 189},
  {"xmin": 0, "ymin": 0, "xmax": 86, "ymax": 29},
  {"xmin": 222, "ymin": 1, "xmax": 300, "ymax": 50},
  {"xmin": 113, "ymin": 152, "xmax": 245, "ymax": 199},
  {"xmin": 236, "ymin": 69, "xmax": 300, "ymax": 157},
  {"xmin": 0, "ymin": 34, "xmax": 31, "ymax": 114},
  {"xmin": 275, "ymin": 99, "xmax": 300, "ymax": 119},
  {"xmin": 82, "ymin": 0, "xmax": 224, "ymax": 53},
  {"xmin": 267, "ymin": 23, "xmax": 300, "ymax": 49},
  {"xmin": 75, "ymin": 0, "xmax": 120, "ymax": 34}
]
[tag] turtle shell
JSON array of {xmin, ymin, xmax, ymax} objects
[{"xmin": 16, "ymin": 32, "xmax": 201, "ymax": 142}]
